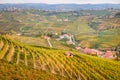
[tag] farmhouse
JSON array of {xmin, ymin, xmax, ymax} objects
[
  {"xmin": 43, "ymin": 36, "xmax": 50, "ymax": 40},
  {"xmin": 76, "ymin": 46, "xmax": 105, "ymax": 57},
  {"xmin": 59, "ymin": 34, "xmax": 70, "ymax": 40},
  {"xmin": 63, "ymin": 18, "xmax": 69, "ymax": 22},
  {"xmin": 102, "ymin": 51, "xmax": 113, "ymax": 58},
  {"xmin": 65, "ymin": 52, "xmax": 73, "ymax": 57},
  {"xmin": 17, "ymin": 33, "xmax": 22, "ymax": 36},
  {"xmin": 83, "ymin": 47, "xmax": 92, "ymax": 54}
]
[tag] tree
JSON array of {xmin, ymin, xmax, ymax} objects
[
  {"xmin": 88, "ymin": 22, "xmax": 100, "ymax": 30},
  {"xmin": 115, "ymin": 12, "xmax": 120, "ymax": 18},
  {"xmin": 47, "ymin": 32, "xmax": 53, "ymax": 37}
]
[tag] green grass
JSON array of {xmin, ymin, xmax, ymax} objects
[
  {"xmin": 9, "ymin": 35, "xmax": 72, "ymax": 50},
  {"xmin": 76, "ymin": 35, "xmax": 120, "ymax": 48},
  {"xmin": 67, "ymin": 17, "xmax": 95, "ymax": 34},
  {"xmin": 75, "ymin": 28, "xmax": 120, "ymax": 48},
  {"xmin": 99, "ymin": 29, "xmax": 120, "ymax": 35}
]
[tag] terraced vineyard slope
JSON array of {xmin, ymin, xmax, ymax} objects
[{"xmin": 0, "ymin": 35, "xmax": 120, "ymax": 80}]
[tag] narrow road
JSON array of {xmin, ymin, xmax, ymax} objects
[{"xmin": 47, "ymin": 39, "xmax": 53, "ymax": 48}]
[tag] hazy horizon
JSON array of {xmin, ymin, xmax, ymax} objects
[{"xmin": 0, "ymin": 0, "xmax": 120, "ymax": 4}]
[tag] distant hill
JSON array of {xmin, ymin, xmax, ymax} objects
[{"xmin": 0, "ymin": 3, "xmax": 120, "ymax": 11}]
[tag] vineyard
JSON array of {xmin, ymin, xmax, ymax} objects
[{"xmin": 0, "ymin": 35, "xmax": 120, "ymax": 80}]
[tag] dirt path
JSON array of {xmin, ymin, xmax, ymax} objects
[
  {"xmin": 47, "ymin": 39, "xmax": 53, "ymax": 48},
  {"xmin": 0, "ymin": 41, "xmax": 4, "ymax": 50},
  {"xmin": 0, "ymin": 45, "xmax": 9, "ymax": 59},
  {"xmin": 7, "ymin": 46, "xmax": 15, "ymax": 62}
]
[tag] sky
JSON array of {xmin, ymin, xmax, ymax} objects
[{"xmin": 0, "ymin": 0, "xmax": 120, "ymax": 4}]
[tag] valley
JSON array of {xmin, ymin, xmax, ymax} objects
[{"xmin": 0, "ymin": 3, "xmax": 120, "ymax": 80}]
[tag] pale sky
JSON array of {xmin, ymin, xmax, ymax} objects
[{"xmin": 0, "ymin": 0, "xmax": 120, "ymax": 4}]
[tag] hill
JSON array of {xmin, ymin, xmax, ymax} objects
[
  {"xmin": 0, "ymin": 9, "xmax": 119, "ymax": 35},
  {"xmin": 0, "ymin": 60, "xmax": 68, "ymax": 80},
  {"xmin": 0, "ymin": 4, "xmax": 120, "ymax": 10},
  {"xmin": 75, "ymin": 28, "xmax": 120, "ymax": 49},
  {"xmin": 0, "ymin": 35, "xmax": 120, "ymax": 80},
  {"xmin": 8, "ymin": 34, "xmax": 72, "ymax": 50}
]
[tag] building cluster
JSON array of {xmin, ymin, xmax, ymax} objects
[{"xmin": 76, "ymin": 46, "xmax": 118, "ymax": 59}]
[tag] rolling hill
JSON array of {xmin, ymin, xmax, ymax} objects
[
  {"xmin": 0, "ymin": 4, "xmax": 120, "ymax": 10},
  {"xmin": 0, "ymin": 35, "xmax": 120, "ymax": 80}
]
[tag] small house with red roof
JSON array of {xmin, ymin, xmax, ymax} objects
[
  {"xmin": 103, "ymin": 51, "xmax": 113, "ymax": 58},
  {"xmin": 65, "ymin": 52, "xmax": 73, "ymax": 57},
  {"xmin": 83, "ymin": 47, "xmax": 92, "ymax": 54}
]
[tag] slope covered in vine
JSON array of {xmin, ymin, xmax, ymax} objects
[{"xmin": 0, "ymin": 35, "xmax": 120, "ymax": 80}]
